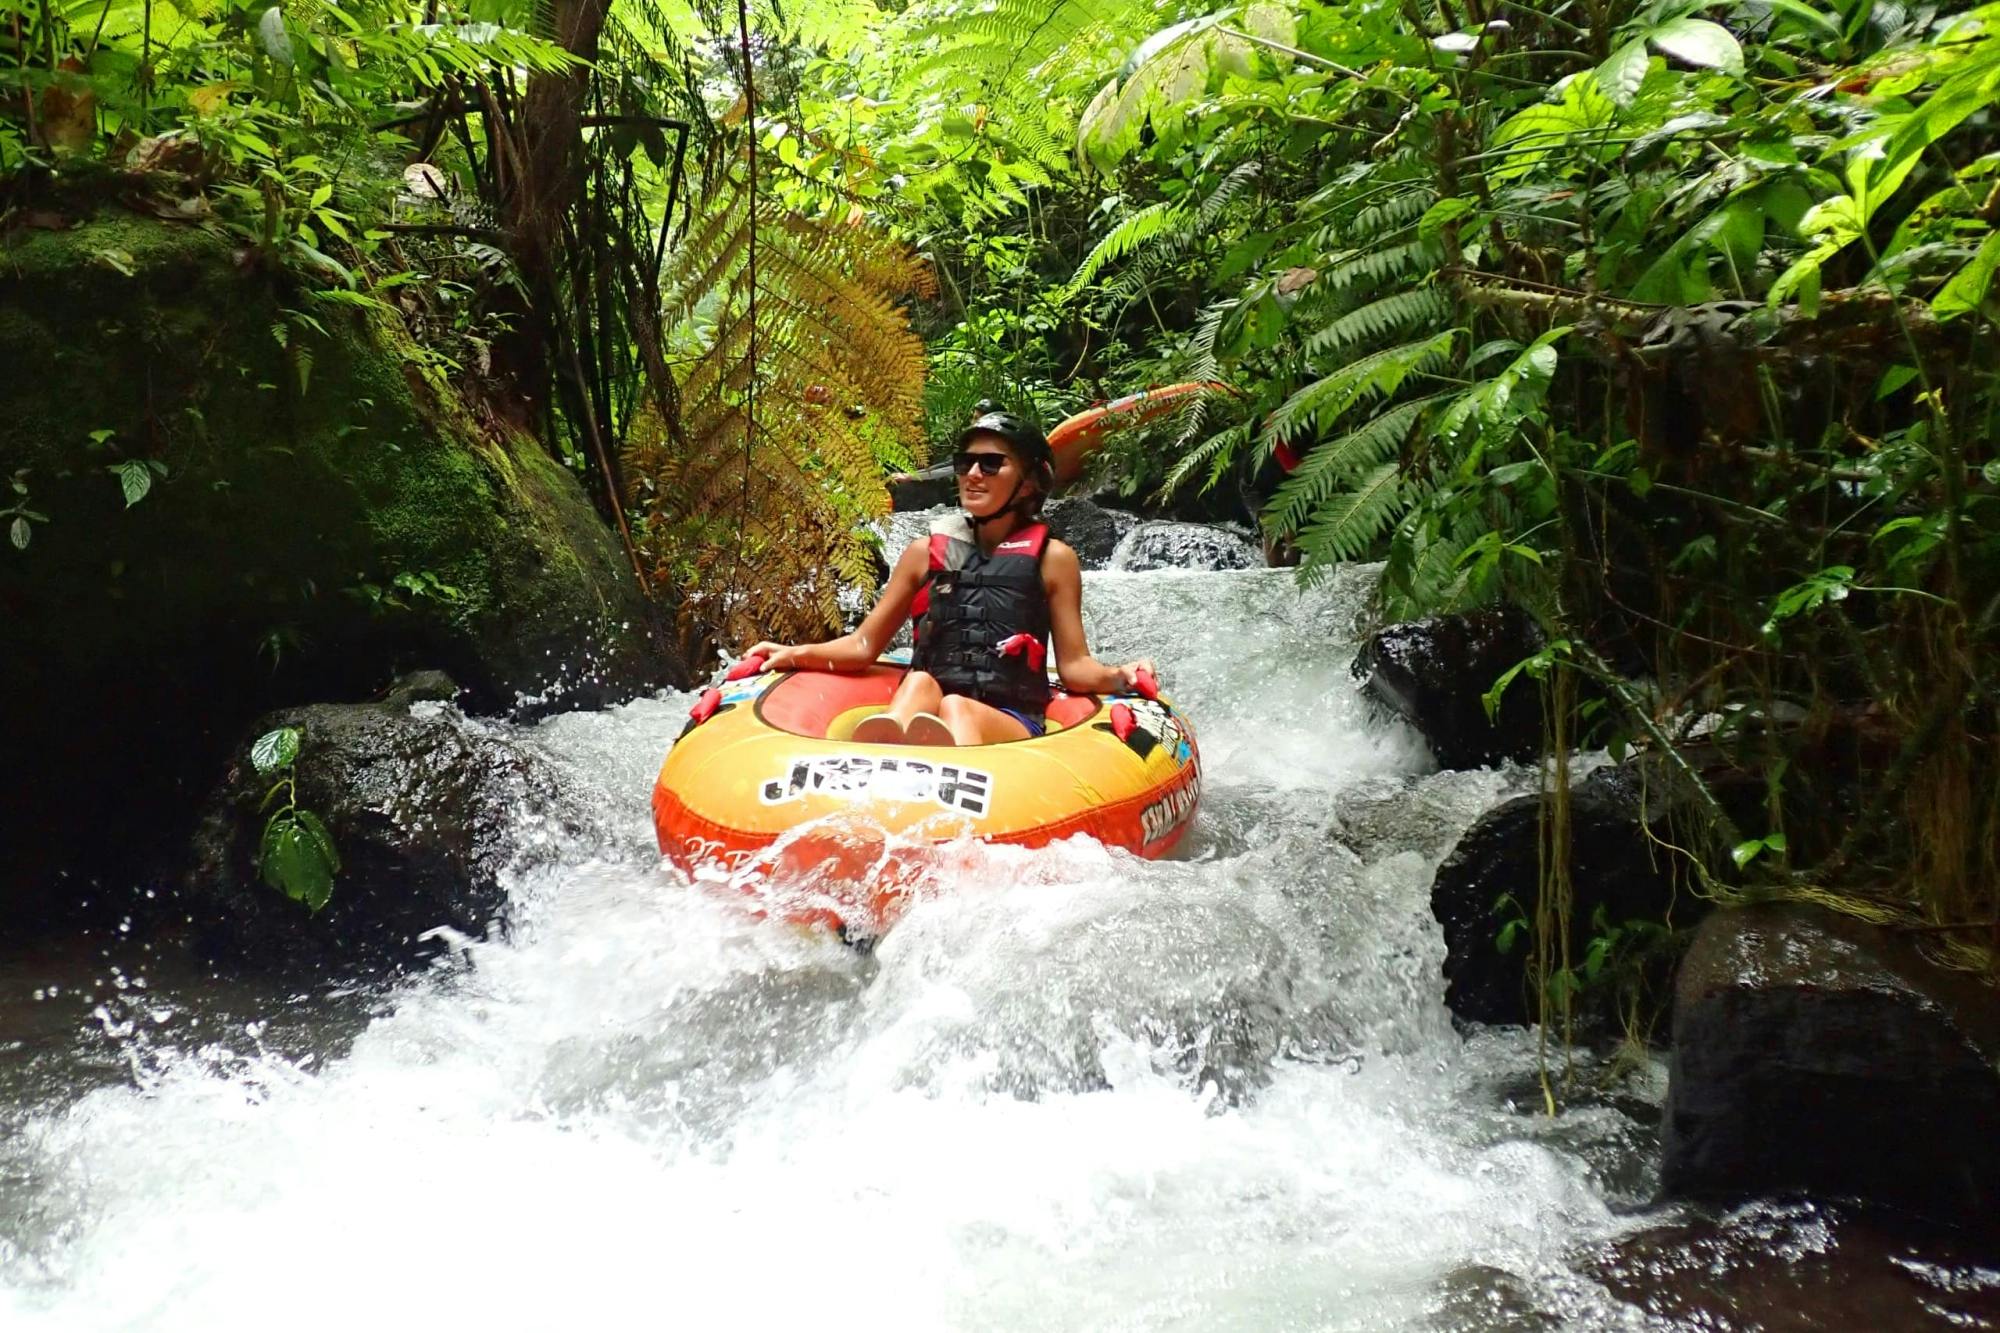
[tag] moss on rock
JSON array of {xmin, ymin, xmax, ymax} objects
[{"xmin": 0, "ymin": 210, "xmax": 683, "ymax": 930}]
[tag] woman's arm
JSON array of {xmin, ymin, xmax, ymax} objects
[
  {"xmin": 747, "ymin": 539, "xmax": 930, "ymax": 671},
  {"xmin": 1045, "ymin": 541, "xmax": 1155, "ymax": 695}
]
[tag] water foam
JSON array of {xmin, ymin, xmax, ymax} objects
[{"xmin": 0, "ymin": 565, "xmax": 1663, "ymax": 1331}]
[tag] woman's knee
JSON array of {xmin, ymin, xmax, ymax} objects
[
  {"xmin": 937, "ymin": 694, "xmax": 973, "ymax": 723},
  {"xmin": 894, "ymin": 670, "xmax": 941, "ymax": 704}
]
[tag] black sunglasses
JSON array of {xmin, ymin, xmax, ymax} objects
[{"xmin": 952, "ymin": 451, "xmax": 1012, "ymax": 477}]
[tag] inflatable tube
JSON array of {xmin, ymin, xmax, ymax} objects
[
  {"xmin": 1045, "ymin": 381, "xmax": 1232, "ymax": 486},
  {"xmin": 653, "ymin": 654, "xmax": 1201, "ymax": 935}
]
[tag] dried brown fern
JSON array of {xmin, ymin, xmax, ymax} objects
[{"xmin": 624, "ymin": 168, "xmax": 929, "ymax": 653}]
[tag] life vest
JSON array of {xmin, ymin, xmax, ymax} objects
[{"xmin": 909, "ymin": 514, "xmax": 1053, "ymax": 717}]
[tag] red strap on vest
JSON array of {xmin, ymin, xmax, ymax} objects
[{"xmin": 996, "ymin": 633, "xmax": 1046, "ymax": 672}]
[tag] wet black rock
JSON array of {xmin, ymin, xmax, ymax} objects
[
  {"xmin": 1660, "ymin": 902, "xmax": 2000, "ymax": 1222},
  {"xmin": 1352, "ymin": 607, "xmax": 1544, "ymax": 770},
  {"xmin": 1430, "ymin": 761, "xmax": 1700, "ymax": 1027},
  {"xmin": 181, "ymin": 679, "xmax": 588, "ymax": 975},
  {"xmin": 1043, "ymin": 497, "xmax": 1136, "ymax": 570},
  {"xmin": 1585, "ymin": 1199, "xmax": 2000, "ymax": 1331},
  {"xmin": 1428, "ymin": 1265, "xmax": 1562, "ymax": 1331},
  {"xmin": 889, "ymin": 470, "xmax": 957, "ymax": 511},
  {"xmin": 0, "ymin": 215, "xmax": 681, "ymax": 938},
  {"xmin": 1110, "ymin": 520, "xmax": 1262, "ymax": 571}
]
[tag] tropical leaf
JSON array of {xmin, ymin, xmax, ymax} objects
[
  {"xmin": 1262, "ymin": 395, "xmax": 1441, "ymax": 533},
  {"xmin": 1302, "ymin": 288, "xmax": 1452, "ymax": 362},
  {"xmin": 625, "ymin": 171, "xmax": 929, "ymax": 649},
  {"xmin": 1292, "ymin": 459, "xmax": 1405, "ymax": 574},
  {"xmin": 1266, "ymin": 332, "xmax": 1457, "ymax": 442}
]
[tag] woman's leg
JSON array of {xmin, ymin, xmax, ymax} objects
[
  {"xmin": 882, "ymin": 670, "xmax": 944, "ymax": 727},
  {"xmin": 936, "ymin": 694, "xmax": 1032, "ymax": 746}
]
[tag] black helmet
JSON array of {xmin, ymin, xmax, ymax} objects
[{"xmin": 956, "ymin": 411, "xmax": 1052, "ymax": 470}]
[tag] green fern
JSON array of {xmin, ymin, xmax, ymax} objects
[
  {"xmin": 1197, "ymin": 160, "xmax": 1263, "ymax": 230},
  {"xmin": 1346, "ymin": 188, "xmax": 1436, "ymax": 246},
  {"xmin": 1151, "ymin": 299, "xmax": 1240, "ymax": 483},
  {"xmin": 1070, "ymin": 159, "xmax": 1263, "ymax": 302},
  {"xmin": 1162, "ymin": 420, "xmax": 1252, "ymax": 497},
  {"xmin": 1293, "ymin": 459, "xmax": 1405, "ymax": 577},
  {"xmin": 1065, "ymin": 201, "xmax": 1187, "ymax": 296},
  {"xmin": 1266, "ymin": 331, "xmax": 1457, "ymax": 442},
  {"xmin": 1318, "ymin": 239, "xmax": 1445, "ymax": 297},
  {"xmin": 1302, "ymin": 288, "xmax": 1452, "ymax": 362},
  {"xmin": 1262, "ymin": 395, "xmax": 1441, "ymax": 533}
]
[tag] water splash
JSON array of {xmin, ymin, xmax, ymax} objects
[{"xmin": 1, "ymin": 563, "xmax": 1687, "ymax": 1330}]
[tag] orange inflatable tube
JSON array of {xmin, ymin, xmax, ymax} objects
[
  {"xmin": 653, "ymin": 654, "xmax": 1201, "ymax": 937},
  {"xmin": 1046, "ymin": 381, "xmax": 1233, "ymax": 485}
]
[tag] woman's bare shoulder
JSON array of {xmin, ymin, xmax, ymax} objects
[{"xmin": 1042, "ymin": 538, "xmax": 1082, "ymax": 578}]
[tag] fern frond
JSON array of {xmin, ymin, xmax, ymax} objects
[
  {"xmin": 1100, "ymin": 161, "xmax": 1261, "ymax": 304},
  {"xmin": 1292, "ymin": 459, "xmax": 1406, "ymax": 576},
  {"xmin": 1161, "ymin": 421, "xmax": 1252, "ymax": 498},
  {"xmin": 1301, "ymin": 288, "xmax": 1452, "ymax": 364},
  {"xmin": 626, "ymin": 170, "xmax": 926, "ymax": 648},
  {"xmin": 1344, "ymin": 188, "xmax": 1435, "ymax": 246},
  {"xmin": 1262, "ymin": 395, "xmax": 1440, "ymax": 534},
  {"xmin": 1319, "ymin": 239, "xmax": 1445, "ymax": 297},
  {"xmin": 1065, "ymin": 200, "xmax": 1187, "ymax": 295},
  {"xmin": 1197, "ymin": 159, "xmax": 1263, "ymax": 231},
  {"xmin": 1266, "ymin": 332, "xmax": 1457, "ymax": 442}
]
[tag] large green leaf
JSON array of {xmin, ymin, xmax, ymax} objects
[
  {"xmin": 111, "ymin": 460, "xmax": 152, "ymax": 508},
  {"xmin": 1933, "ymin": 231, "xmax": 2000, "ymax": 320},
  {"xmin": 293, "ymin": 807, "xmax": 342, "ymax": 874},
  {"xmin": 260, "ymin": 814, "xmax": 336, "ymax": 912},
  {"xmin": 1488, "ymin": 74, "xmax": 1616, "ymax": 183},
  {"xmin": 1596, "ymin": 40, "xmax": 1652, "ymax": 105},
  {"xmin": 250, "ymin": 726, "xmax": 302, "ymax": 774},
  {"xmin": 257, "ymin": 6, "xmax": 294, "ymax": 64},
  {"xmin": 1078, "ymin": 2, "xmax": 1298, "ymax": 172},
  {"xmin": 1648, "ymin": 18, "xmax": 1744, "ymax": 74}
]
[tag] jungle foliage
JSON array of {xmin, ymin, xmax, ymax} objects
[
  {"xmin": 1, "ymin": 0, "xmax": 926, "ymax": 655},
  {"xmin": 854, "ymin": 0, "xmax": 2000, "ymax": 1032},
  {"xmin": 746, "ymin": 0, "xmax": 2000, "ymax": 1031},
  {"xmin": 6, "ymin": 0, "xmax": 1999, "ymax": 998}
]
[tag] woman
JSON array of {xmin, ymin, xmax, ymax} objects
[{"xmin": 746, "ymin": 411, "xmax": 1155, "ymax": 747}]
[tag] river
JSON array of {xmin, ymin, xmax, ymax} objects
[{"xmin": 3, "ymin": 551, "xmax": 1996, "ymax": 1329}]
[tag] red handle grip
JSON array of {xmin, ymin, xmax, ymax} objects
[
  {"xmin": 724, "ymin": 653, "xmax": 769, "ymax": 682},
  {"xmin": 1132, "ymin": 667, "xmax": 1160, "ymax": 701},
  {"xmin": 687, "ymin": 687, "xmax": 722, "ymax": 724}
]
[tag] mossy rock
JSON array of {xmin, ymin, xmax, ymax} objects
[{"xmin": 0, "ymin": 211, "xmax": 682, "ymax": 929}]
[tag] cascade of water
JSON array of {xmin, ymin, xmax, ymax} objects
[{"xmin": 1, "ymin": 562, "xmax": 1685, "ymax": 1330}]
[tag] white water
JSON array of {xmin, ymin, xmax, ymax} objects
[{"xmin": 0, "ymin": 564, "xmax": 1667, "ymax": 1331}]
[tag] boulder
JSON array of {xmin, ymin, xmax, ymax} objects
[
  {"xmin": 1043, "ymin": 497, "xmax": 1135, "ymax": 570},
  {"xmin": 1430, "ymin": 761, "xmax": 1700, "ymax": 1027},
  {"xmin": 1352, "ymin": 607, "xmax": 1544, "ymax": 770},
  {"xmin": 0, "ymin": 212, "xmax": 681, "ymax": 931},
  {"xmin": 1109, "ymin": 520, "xmax": 1262, "ymax": 571},
  {"xmin": 180, "ymin": 683, "xmax": 593, "ymax": 974},
  {"xmin": 1660, "ymin": 902, "xmax": 2000, "ymax": 1221},
  {"xmin": 1585, "ymin": 1200, "xmax": 2000, "ymax": 1330},
  {"xmin": 888, "ymin": 469, "xmax": 957, "ymax": 511}
]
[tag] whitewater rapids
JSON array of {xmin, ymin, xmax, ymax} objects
[{"xmin": 1, "ymin": 563, "xmax": 1678, "ymax": 1330}]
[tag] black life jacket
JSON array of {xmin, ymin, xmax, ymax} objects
[{"xmin": 909, "ymin": 515, "xmax": 1053, "ymax": 717}]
